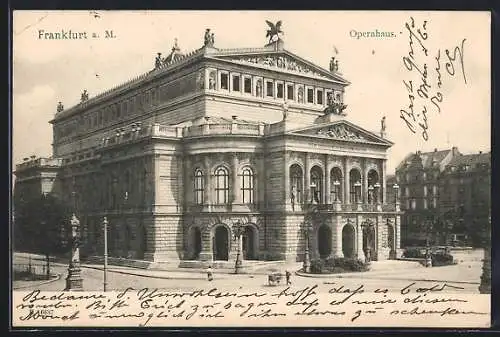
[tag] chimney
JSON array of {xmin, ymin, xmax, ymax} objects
[
  {"xmin": 434, "ymin": 148, "xmax": 437, "ymax": 152},
  {"xmin": 479, "ymin": 151, "xmax": 483, "ymax": 154},
  {"xmin": 452, "ymin": 146, "xmax": 459, "ymax": 156},
  {"xmin": 232, "ymin": 115, "xmax": 237, "ymax": 120}
]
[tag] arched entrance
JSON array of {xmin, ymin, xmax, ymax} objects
[
  {"xmin": 342, "ymin": 225, "xmax": 356, "ymax": 258},
  {"xmin": 242, "ymin": 225, "xmax": 258, "ymax": 260},
  {"xmin": 362, "ymin": 223, "xmax": 376, "ymax": 261},
  {"xmin": 190, "ymin": 226, "xmax": 202, "ymax": 260},
  {"xmin": 213, "ymin": 226, "xmax": 229, "ymax": 261},
  {"xmin": 318, "ymin": 225, "xmax": 332, "ymax": 259}
]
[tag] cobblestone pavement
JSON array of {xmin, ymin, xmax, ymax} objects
[{"xmin": 12, "ymin": 253, "xmax": 482, "ymax": 294}]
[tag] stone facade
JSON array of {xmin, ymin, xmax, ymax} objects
[{"xmin": 14, "ymin": 32, "xmax": 402, "ymax": 265}]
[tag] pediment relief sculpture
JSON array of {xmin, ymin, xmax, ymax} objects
[
  {"xmin": 229, "ymin": 54, "xmax": 327, "ymax": 78},
  {"xmin": 316, "ymin": 124, "xmax": 368, "ymax": 142}
]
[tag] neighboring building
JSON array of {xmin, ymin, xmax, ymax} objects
[
  {"xmin": 440, "ymin": 151, "xmax": 491, "ymax": 246},
  {"xmin": 14, "ymin": 24, "xmax": 402, "ymax": 266},
  {"xmin": 395, "ymin": 148, "xmax": 459, "ymax": 245},
  {"xmin": 395, "ymin": 148, "xmax": 491, "ymax": 247}
]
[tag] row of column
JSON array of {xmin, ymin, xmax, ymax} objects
[{"xmin": 292, "ymin": 153, "xmax": 387, "ymax": 205}]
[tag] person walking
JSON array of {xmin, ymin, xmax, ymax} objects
[
  {"xmin": 207, "ymin": 265, "xmax": 213, "ymax": 281},
  {"xmin": 285, "ymin": 270, "xmax": 291, "ymax": 285}
]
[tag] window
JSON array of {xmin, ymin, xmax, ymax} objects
[
  {"xmin": 432, "ymin": 197, "xmax": 437, "ymax": 208},
  {"xmin": 423, "ymin": 185, "xmax": 428, "ymax": 197},
  {"xmin": 215, "ymin": 166, "xmax": 229, "ymax": 204},
  {"xmin": 241, "ymin": 167, "xmax": 254, "ymax": 204},
  {"xmin": 405, "ymin": 187, "xmax": 409, "ymax": 197},
  {"xmin": 287, "ymin": 84, "xmax": 294, "ymax": 100},
  {"xmin": 423, "ymin": 199, "xmax": 428, "ymax": 209},
  {"xmin": 232, "ymin": 75, "xmax": 240, "ymax": 92},
  {"xmin": 220, "ymin": 73, "xmax": 229, "ymax": 90},
  {"xmin": 433, "ymin": 185, "xmax": 438, "ymax": 195},
  {"xmin": 290, "ymin": 164, "xmax": 303, "ymax": 204},
  {"xmin": 316, "ymin": 90, "xmax": 323, "ymax": 105},
  {"xmin": 277, "ymin": 83, "xmax": 284, "ymax": 98},
  {"xmin": 307, "ymin": 88, "xmax": 314, "ymax": 103},
  {"xmin": 266, "ymin": 81, "xmax": 274, "ymax": 97},
  {"xmin": 194, "ymin": 169, "xmax": 204, "ymax": 205},
  {"xmin": 411, "ymin": 199, "xmax": 417, "ymax": 210},
  {"xmin": 244, "ymin": 77, "xmax": 252, "ymax": 93}
]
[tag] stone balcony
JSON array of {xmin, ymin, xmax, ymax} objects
[{"xmin": 15, "ymin": 157, "xmax": 63, "ymax": 172}]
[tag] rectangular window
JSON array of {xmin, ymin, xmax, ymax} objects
[
  {"xmin": 287, "ymin": 84, "xmax": 294, "ymax": 100},
  {"xmin": 423, "ymin": 185, "xmax": 428, "ymax": 197},
  {"xmin": 220, "ymin": 73, "xmax": 229, "ymax": 90},
  {"xmin": 316, "ymin": 90, "xmax": 323, "ymax": 105},
  {"xmin": 232, "ymin": 75, "xmax": 240, "ymax": 92},
  {"xmin": 244, "ymin": 77, "xmax": 252, "ymax": 93},
  {"xmin": 411, "ymin": 199, "xmax": 417, "ymax": 210},
  {"xmin": 423, "ymin": 199, "xmax": 428, "ymax": 209},
  {"xmin": 307, "ymin": 88, "xmax": 314, "ymax": 103},
  {"xmin": 266, "ymin": 81, "xmax": 274, "ymax": 97},
  {"xmin": 277, "ymin": 83, "xmax": 284, "ymax": 98}
]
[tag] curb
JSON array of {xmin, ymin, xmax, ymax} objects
[
  {"xmin": 13, "ymin": 273, "xmax": 62, "ymax": 290},
  {"xmin": 295, "ymin": 271, "xmax": 480, "ymax": 285}
]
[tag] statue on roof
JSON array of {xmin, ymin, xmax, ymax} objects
[
  {"xmin": 265, "ymin": 20, "xmax": 284, "ymax": 44},
  {"xmin": 57, "ymin": 101, "xmax": 64, "ymax": 113},
  {"xmin": 381, "ymin": 116, "xmax": 386, "ymax": 133},
  {"xmin": 155, "ymin": 52, "xmax": 162, "ymax": 69},
  {"xmin": 324, "ymin": 92, "xmax": 347, "ymax": 116},
  {"xmin": 204, "ymin": 29, "xmax": 214, "ymax": 47},
  {"xmin": 80, "ymin": 90, "xmax": 89, "ymax": 103},
  {"xmin": 329, "ymin": 57, "xmax": 335, "ymax": 72}
]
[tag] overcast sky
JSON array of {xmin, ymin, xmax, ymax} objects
[{"xmin": 12, "ymin": 11, "xmax": 491, "ymax": 175}]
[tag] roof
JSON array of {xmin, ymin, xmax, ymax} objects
[
  {"xmin": 447, "ymin": 152, "xmax": 490, "ymax": 167},
  {"xmin": 52, "ymin": 39, "xmax": 349, "ymax": 122},
  {"xmin": 396, "ymin": 148, "xmax": 455, "ymax": 171}
]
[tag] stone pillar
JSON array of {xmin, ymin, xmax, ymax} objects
[
  {"xmin": 204, "ymin": 156, "xmax": 212, "ymax": 208},
  {"xmin": 382, "ymin": 159, "xmax": 387, "ymax": 204},
  {"xmin": 362, "ymin": 160, "xmax": 368, "ymax": 204},
  {"xmin": 376, "ymin": 215, "xmax": 384, "ymax": 260},
  {"xmin": 334, "ymin": 215, "xmax": 343, "ymax": 257},
  {"xmin": 184, "ymin": 155, "xmax": 192, "ymax": 208},
  {"xmin": 154, "ymin": 154, "xmax": 161, "ymax": 209},
  {"xmin": 284, "ymin": 151, "xmax": 291, "ymax": 210},
  {"xmin": 395, "ymin": 215, "xmax": 401, "ymax": 251},
  {"xmin": 199, "ymin": 226, "xmax": 213, "ymax": 261},
  {"xmin": 232, "ymin": 154, "xmax": 239, "ymax": 205},
  {"xmin": 323, "ymin": 154, "xmax": 329, "ymax": 204},
  {"xmin": 305, "ymin": 153, "xmax": 311, "ymax": 204},
  {"xmin": 258, "ymin": 154, "xmax": 266, "ymax": 209},
  {"xmin": 344, "ymin": 158, "xmax": 350, "ymax": 204},
  {"xmin": 356, "ymin": 216, "xmax": 364, "ymax": 259},
  {"xmin": 326, "ymin": 159, "xmax": 332, "ymax": 204}
]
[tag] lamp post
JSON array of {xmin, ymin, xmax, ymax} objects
[
  {"xmin": 300, "ymin": 220, "xmax": 313, "ymax": 273},
  {"xmin": 64, "ymin": 214, "xmax": 83, "ymax": 291},
  {"xmin": 103, "ymin": 216, "xmax": 108, "ymax": 292},
  {"xmin": 233, "ymin": 220, "xmax": 244, "ymax": 274}
]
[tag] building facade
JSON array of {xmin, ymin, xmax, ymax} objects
[
  {"xmin": 14, "ymin": 26, "xmax": 402, "ymax": 266},
  {"xmin": 395, "ymin": 148, "xmax": 490, "ymax": 246}
]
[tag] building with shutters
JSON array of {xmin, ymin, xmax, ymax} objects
[{"xmin": 13, "ymin": 24, "xmax": 402, "ymax": 266}]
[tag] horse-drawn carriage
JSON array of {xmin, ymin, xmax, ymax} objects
[{"xmin": 268, "ymin": 272, "xmax": 283, "ymax": 286}]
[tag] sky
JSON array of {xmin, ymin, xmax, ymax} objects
[{"xmin": 12, "ymin": 11, "xmax": 491, "ymax": 175}]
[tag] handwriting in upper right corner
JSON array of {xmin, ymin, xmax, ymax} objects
[{"xmin": 400, "ymin": 16, "xmax": 467, "ymax": 141}]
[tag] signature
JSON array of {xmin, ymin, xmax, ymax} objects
[{"xmin": 400, "ymin": 16, "xmax": 467, "ymax": 141}]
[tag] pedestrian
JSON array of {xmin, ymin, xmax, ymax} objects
[
  {"xmin": 207, "ymin": 265, "xmax": 213, "ymax": 281},
  {"xmin": 285, "ymin": 270, "xmax": 291, "ymax": 285}
]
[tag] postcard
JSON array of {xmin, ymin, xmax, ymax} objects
[{"xmin": 11, "ymin": 10, "xmax": 491, "ymax": 328}]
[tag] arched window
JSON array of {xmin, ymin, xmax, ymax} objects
[
  {"xmin": 215, "ymin": 166, "xmax": 229, "ymax": 204},
  {"xmin": 194, "ymin": 169, "xmax": 204, "ymax": 205},
  {"xmin": 290, "ymin": 164, "xmax": 303, "ymax": 203},
  {"xmin": 241, "ymin": 167, "xmax": 254, "ymax": 204}
]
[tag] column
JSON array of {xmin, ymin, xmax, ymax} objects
[
  {"xmin": 356, "ymin": 216, "xmax": 364, "ymax": 259},
  {"xmin": 258, "ymin": 154, "xmax": 266, "ymax": 209},
  {"xmin": 184, "ymin": 155, "xmax": 192, "ymax": 209},
  {"xmin": 382, "ymin": 159, "xmax": 387, "ymax": 204},
  {"xmin": 344, "ymin": 158, "xmax": 350, "ymax": 204},
  {"xmin": 154, "ymin": 154, "xmax": 161, "ymax": 209},
  {"xmin": 325, "ymin": 155, "xmax": 335, "ymax": 204},
  {"xmin": 334, "ymin": 216, "xmax": 343, "ymax": 257},
  {"xmin": 284, "ymin": 152, "xmax": 291, "ymax": 210},
  {"xmin": 304, "ymin": 153, "xmax": 311, "ymax": 204},
  {"xmin": 362, "ymin": 159, "xmax": 368, "ymax": 204},
  {"xmin": 376, "ymin": 215, "xmax": 384, "ymax": 260},
  {"xmin": 232, "ymin": 154, "xmax": 239, "ymax": 205},
  {"xmin": 323, "ymin": 154, "xmax": 329, "ymax": 204},
  {"xmin": 203, "ymin": 156, "xmax": 212, "ymax": 207}
]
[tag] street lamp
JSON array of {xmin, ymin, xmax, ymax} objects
[
  {"xmin": 103, "ymin": 216, "xmax": 109, "ymax": 292},
  {"xmin": 333, "ymin": 180, "xmax": 341, "ymax": 202},
  {"xmin": 233, "ymin": 220, "xmax": 245, "ymax": 274},
  {"xmin": 300, "ymin": 220, "xmax": 313, "ymax": 273},
  {"xmin": 64, "ymin": 213, "xmax": 83, "ymax": 291}
]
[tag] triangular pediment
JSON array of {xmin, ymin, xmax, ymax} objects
[
  {"xmin": 289, "ymin": 120, "xmax": 393, "ymax": 146},
  {"xmin": 208, "ymin": 48, "xmax": 349, "ymax": 85}
]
